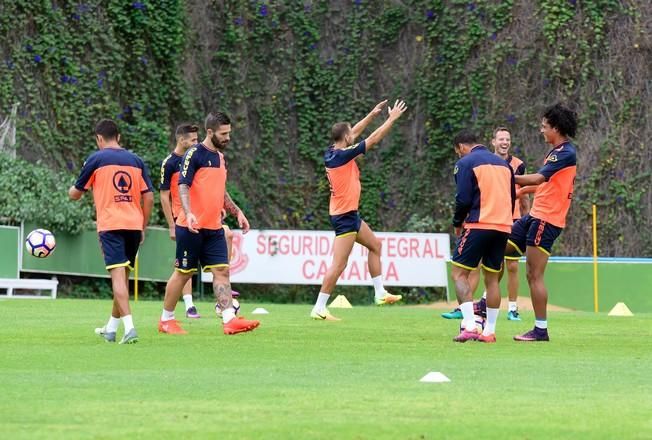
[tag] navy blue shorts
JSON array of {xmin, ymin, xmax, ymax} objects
[
  {"xmin": 452, "ymin": 229, "xmax": 509, "ymax": 272},
  {"xmin": 175, "ymin": 226, "xmax": 229, "ymax": 272},
  {"xmin": 504, "ymin": 219, "xmax": 522, "ymax": 261},
  {"xmin": 98, "ymin": 230, "xmax": 141, "ymax": 271},
  {"xmin": 508, "ymin": 214, "xmax": 563, "ymax": 256},
  {"xmin": 329, "ymin": 210, "xmax": 362, "ymax": 237}
]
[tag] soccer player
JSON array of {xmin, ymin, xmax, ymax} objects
[
  {"xmin": 159, "ymin": 112, "xmax": 259, "ymax": 335},
  {"xmin": 510, "ymin": 103, "xmax": 578, "ymax": 342},
  {"xmin": 442, "ymin": 127, "xmax": 529, "ymax": 321},
  {"xmin": 464, "ymin": 127, "xmax": 530, "ymax": 320},
  {"xmin": 69, "ymin": 119, "xmax": 154, "ymax": 344},
  {"xmin": 494, "ymin": 126, "xmax": 530, "ymax": 320},
  {"xmin": 310, "ymin": 99, "xmax": 407, "ymax": 321},
  {"xmin": 450, "ymin": 129, "xmax": 515, "ymax": 343},
  {"xmin": 160, "ymin": 123, "xmax": 200, "ymax": 318}
]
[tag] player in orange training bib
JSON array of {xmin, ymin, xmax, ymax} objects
[
  {"xmin": 509, "ymin": 103, "xmax": 578, "ymax": 342},
  {"xmin": 310, "ymin": 99, "xmax": 407, "ymax": 321},
  {"xmin": 69, "ymin": 119, "xmax": 154, "ymax": 345}
]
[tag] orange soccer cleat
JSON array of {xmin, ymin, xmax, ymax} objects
[{"xmin": 158, "ymin": 319, "xmax": 188, "ymax": 335}]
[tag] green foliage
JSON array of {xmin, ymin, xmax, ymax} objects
[
  {"xmin": 0, "ymin": 156, "xmax": 93, "ymax": 233},
  {"xmin": 0, "ymin": 0, "xmax": 649, "ymax": 256},
  {"xmin": 0, "ymin": 0, "xmax": 194, "ymax": 227}
]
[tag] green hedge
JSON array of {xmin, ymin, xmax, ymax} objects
[{"xmin": 1, "ymin": 0, "xmax": 649, "ymax": 256}]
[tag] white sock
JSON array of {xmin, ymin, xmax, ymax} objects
[
  {"xmin": 535, "ymin": 319, "xmax": 548, "ymax": 329},
  {"xmin": 460, "ymin": 301, "xmax": 476, "ymax": 331},
  {"xmin": 106, "ymin": 316, "xmax": 120, "ymax": 333},
  {"xmin": 508, "ymin": 301, "xmax": 518, "ymax": 312},
  {"xmin": 313, "ymin": 292, "xmax": 330, "ymax": 313},
  {"xmin": 484, "ymin": 307, "xmax": 499, "ymax": 336},
  {"xmin": 372, "ymin": 275, "xmax": 385, "ymax": 298},
  {"xmin": 222, "ymin": 308, "xmax": 236, "ymax": 324},
  {"xmin": 161, "ymin": 309, "xmax": 175, "ymax": 321},
  {"xmin": 122, "ymin": 314, "xmax": 134, "ymax": 333},
  {"xmin": 482, "ymin": 291, "xmax": 487, "ymax": 299},
  {"xmin": 182, "ymin": 294, "xmax": 194, "ymax": 310}
]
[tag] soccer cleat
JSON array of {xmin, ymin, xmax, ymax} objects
[
  {"xmin": 119, "ymin": 328, "xmax": 139, "ymax": 344},
  {"xmin": 94, "ymin": 326, "xmax": 116, "ymax": 343},
  {"xmin": 441, "ymin": 308, "xmax": 463, "ymax": 319},
  {"xmin": 478, "ymin": 333, "xmax": 497, "ymax": 343},
  {"xmin": 186, "ymin": 306, "xmax": 201, "ymax": 319},
  {"xmin": 223, "ymin": 317, "xmax": 260, "ymax": 335},
  {"xmin": 453, "ymin": 329, "xmax": 480, "ymax": 343},
  {"xmin": 374, "ymin": 291, "xmax": 402, "ymax": 305},
  {"xmin": 474, "ymin": 297, "xmax": 487, "ymax": 318},
  {"xmin": 507, "ymin": 310, "xmax": 522, "ymax": 321},
  {"xmin": 158, "ymin": 319, "xmax": 188, "ymax": 335},
  {"xmin": 514, "ymin": 327, "xmax": 549, "ymax": 342},
  {"xmin": 310, "ymin": 309, "xmax": 341, "ymax": 321}
]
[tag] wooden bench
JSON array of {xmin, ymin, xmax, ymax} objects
[{"xmin": 0, "ymin": 277, "xmax": 59, "ymax": 299}]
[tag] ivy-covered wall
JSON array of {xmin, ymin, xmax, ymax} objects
[{"xmin": 0, "ymin": 0, "xmax": 650, "ymax": 256}]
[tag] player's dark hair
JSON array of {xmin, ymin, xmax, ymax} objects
[
  {"xmin": 205, "ymin": 112, "xmax": 231, "ymax": 131},
  {"xmin": 452, "ymin": 129, "xmax": 478, "ymax": 147},
  {"xmin": 543, "ymin": 103, "xmax": 578, "ymax": 138},
  {"xmin": 331, "ymin": 122, "xmax": 351, "ymax": 143},
  {"xmin": 175, "ymin": 123, "xmax": 199, "ymax": 139},
  {"xmin": 492, "ymin": 126, "xmax": 511, "ymax": 138},
  {"xmin": 94, "ymin": 119, "xmax": 119, "ymax": 140}
]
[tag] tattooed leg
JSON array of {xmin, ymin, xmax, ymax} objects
[{"xmin": 211, "ymin": 267, "xmax": 232, "ymax": 310}]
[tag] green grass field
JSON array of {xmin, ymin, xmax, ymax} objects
[{"xmin": 1, "ymin": 299, "xmax": 651, "ymax": 439}]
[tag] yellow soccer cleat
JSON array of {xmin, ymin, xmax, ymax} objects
[
  {"xmin": 310, "ymin": 309, "xmax": 341, "ymax": 321},
  {"xmin": 374, "ymin": 292, "xmax": 402, "ymax": 305}
]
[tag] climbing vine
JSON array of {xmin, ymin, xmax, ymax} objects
[{"xmin": 0, "ymin": 0, "xmax": 649, "ymax": 256}]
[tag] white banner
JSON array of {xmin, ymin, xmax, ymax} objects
[{"xmin": 202, "ymin": 229, "xmax": 450, "ymax": 287}]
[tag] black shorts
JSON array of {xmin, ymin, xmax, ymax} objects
[
  {"xmin": 175, "ymin": 226, "xmax": 229, "ymax": 273},
  {"xmin": 329, "ymin": 210, "xmax": 362, "ymax": 237},
  {"xmin": 98, "ymin": 230, "xmax": 141, "ymax": 271},
  {"xmin": 508, "ymin": 214, "xmax": 563, "ymax": 256},
  {"xmin": 452, "ymin": 228, "xmax": 509, "ymax": 272},
  {"xmin": 504, "ymin": 219, "xmax": 523, "ymax": 261}
]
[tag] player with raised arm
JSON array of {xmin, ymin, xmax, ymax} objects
[
  {"xmin": 159, "ymin": 112, "xmax": 259, "ymax": 335},
  {"xmin": 310, "ymin": 99, "xmax": 407, "ymax": 321},
  {"xmin": 69, "ymin": 119, "xmax": 154, "ymax": 344},
  {"xmin": 510, "ymin": 103, "xmax": 578, "ymax": 342},
  {"xmin": 160, "ymin": 123, "xmax": 200, "ymax": 318}
]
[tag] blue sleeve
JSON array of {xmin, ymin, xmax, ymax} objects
[
  {"xmin": 73, "ymin": 153, "xmax": 99, "ymax": 191},
  {"xmin": 159, "ymin": 155, "xmax": 176, "ymax": 190},
  {"xmin": 178, "ymin": 146, "xmax": 199, "ymax": 186},
  {"xmin": 324, "ymin": 140, "xmax": 366, "ymax": 168},
  {"xmin": 141, "ymin": 162, "xmax": 154, "ymax": 194},
  {"xmin": 515, "ymin": 162, "xmax": 526, "ymax": 176},
  {"xmin": 452, "ymin": 160, "xmax": 474, "ymax": 227},
  {"xmin": 538, "ymin": 148, "xmax": 576, "ymax": 181}
]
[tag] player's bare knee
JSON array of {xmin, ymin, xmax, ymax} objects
[
  {"xmin": 525, "ymin": 266, "xmax": 542, "ymax": 284},
  {"xmin": 212, "ymin": 266, "xmax": 229, "ymax": 281},
  {"xmin": 369, "ymin": 238, "xmax": 382, "ymax": 255},
  {"xmin": 112, "ymin": 286, "xmax": 129, "ymax": 300}
]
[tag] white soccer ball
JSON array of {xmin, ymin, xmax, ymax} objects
[
  {"xmin": 215, "ymin": 298, "xmax": 240, "ymax": 317},
  {"xmin": 460, "ymin": 314, "xmax": 485, "ymax": 333},
  {"xmin": 25, "ymin": 229, "xmax": 56, "ymax": 258}
]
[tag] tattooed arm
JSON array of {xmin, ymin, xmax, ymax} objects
[
  {"xmin": 224, "ymin": 191, "xmax": 242, "ymax": 217},
  {"xmin": 224, "ymin": 191, "xmax": 250, "ymax": 234},
  {"xmin": 179, "ymin": 184, "xmax": 199, "ymax": 233}
]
